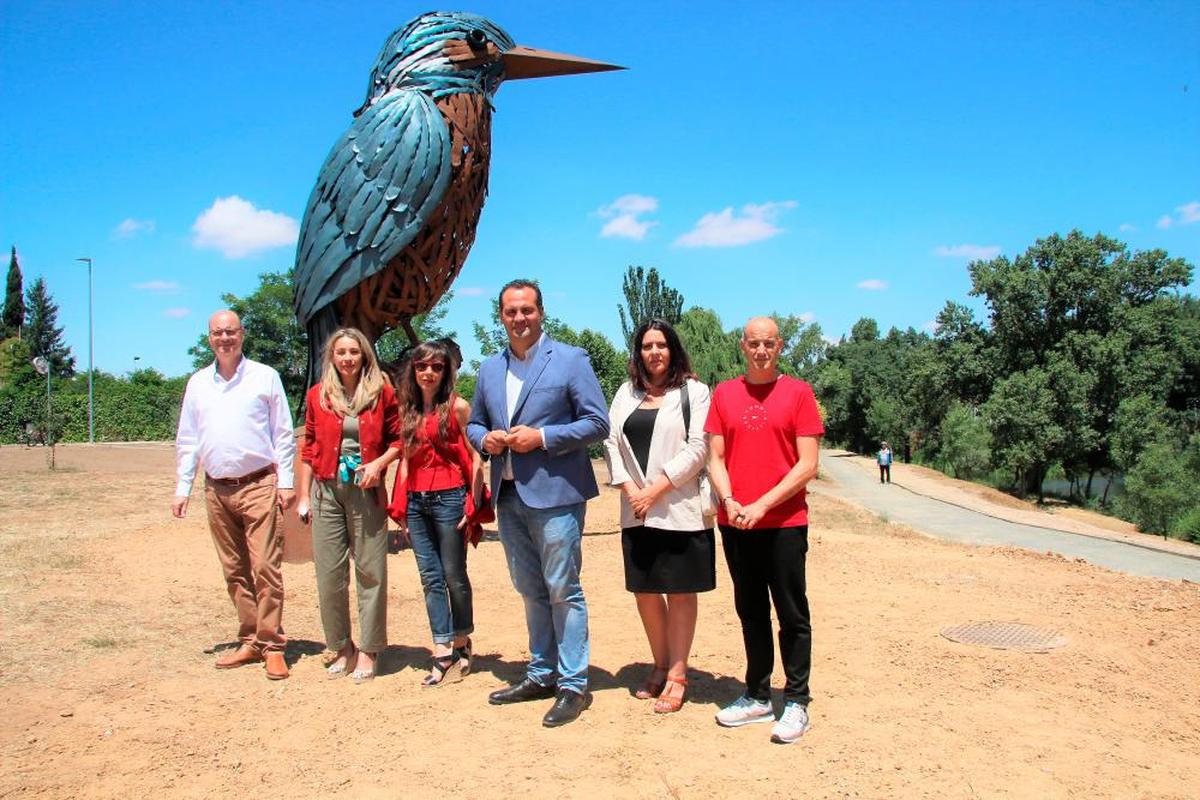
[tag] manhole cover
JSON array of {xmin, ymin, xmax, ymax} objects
[{"xmin": 940, "ymin": 621, "xmax": 1067, "ymax": 652}]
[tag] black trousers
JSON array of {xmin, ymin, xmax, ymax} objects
[
  {"xmin": 879, "ymin": 464, "xmax": 891, "ymax": 483},
  {"xmin": 720, "ymin": 525, "xmax": 812, "ymax": 705}
]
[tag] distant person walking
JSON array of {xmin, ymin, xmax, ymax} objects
[
  {"xmin": 467, "ymin": 279, "xmax": 609, "ymax": 728},
  {"xmin": 877, "ymin": 442, "xmax": 893, "ymax": 484},
  {"xmin": 295, "ymin": 328, "xmax": 401, "ymax": 683},
  {"xmin": 172, "ymin": 310, "xmax": 296, "ymax": 680},
  {"xmin": 705, "ymin": 316, "xmax": 823, "ymax": 745}
]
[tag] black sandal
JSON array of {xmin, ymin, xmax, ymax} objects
[
  {"xmin": 455, "ymin": 637, "xmax": 473, "ymax": 678},
  {"xmin": 421, "ymin": 651, "xmax": 461, "ymax": 687}
]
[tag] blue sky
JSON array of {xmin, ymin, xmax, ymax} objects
[{"xmin": 2, "ymin": 1, "xmax": 1197, "ymax": 378}]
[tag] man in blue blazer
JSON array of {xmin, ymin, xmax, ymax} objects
[{"xmin": 467, "ymin": 279, "xmax": 609, "ymax": 727}]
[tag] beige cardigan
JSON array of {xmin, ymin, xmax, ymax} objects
[{"xmin": 603, "ymin": 378, "xmax": 711, "ymax": 531}]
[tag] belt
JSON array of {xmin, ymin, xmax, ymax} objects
[{"xmin": 206, "ymin": 465, "xmax": 274, "ymax": 486}]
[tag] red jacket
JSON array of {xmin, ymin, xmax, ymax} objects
[{"xmin": 301, "ymin": 382, "xmax": 401, "ymax": 481}]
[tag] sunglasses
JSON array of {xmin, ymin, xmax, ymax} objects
[{"xmin": 413, "ymin": 360, "xmax": 446, "ymax": 373}]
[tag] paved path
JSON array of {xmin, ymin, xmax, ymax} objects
[{"xmin": 813, "ymin": 452, "xmax": 1200, "ymax": 582}]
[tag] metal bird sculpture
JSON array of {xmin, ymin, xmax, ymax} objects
[{"xmin": 293, "ymin": 11, "xmax": 622, "ymax": 383}]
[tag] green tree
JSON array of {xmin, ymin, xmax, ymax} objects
[
  {"xmin": 189, "ymin": 270, "xmax": 307, "ymax": 413},
  {"xmin": 1120, "ymin": 442, "xmax": 1192, "ymax": 536},
  {"xmin": 675, "ymin": 306, "xmax": 741, "ymax": 387},
  {"xmin": 23, "ymin": 277, "xmax": 75, "ymax": 377},
  {"xmin": 617, "ymin": 265, "xmax": 684, "ymax": 347},
  {"xmin": 968, "ymin": 230, "xmax": 1194, "ymax": 497},
  {"xmin": 773, "ymin": 314, "xmax": 826, "ymax": 379},
  {"xmin": 983, "ymin": 367, "xmax": 1063, "ymax": 499},
  {"xmin": 3, "ymin": 246, "xmax": 24, "ymax": 339},
  {"xmin": 547, "ymin": 323, "xmax": 627, "ymax": 403},
  {"xmin": 937, "ymin": 403, "xmax": 992, "ymax": 479}
]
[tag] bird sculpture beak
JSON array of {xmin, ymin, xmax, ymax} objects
[{"xmin": 501, "ymin": 46, "xmax": 625, "ymax": 80}]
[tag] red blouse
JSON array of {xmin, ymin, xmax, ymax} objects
[{"xmin": 406, "ymin": 411, "xmax": 468, "ymax": 492}]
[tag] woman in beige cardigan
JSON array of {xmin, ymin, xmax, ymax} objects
[{"xmin": 604, "ymin": 319, "xmax": 713, "ymax": 713}]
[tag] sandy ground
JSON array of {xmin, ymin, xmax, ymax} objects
[{"xmin": 1, "ymin": 443, "xmax": 1197, "ymax": 799}]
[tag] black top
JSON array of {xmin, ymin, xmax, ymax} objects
[{"xmin": 623, "ymin": 407, "xmax": 658, "ymax": 476}]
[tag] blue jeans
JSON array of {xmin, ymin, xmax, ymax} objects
[
  {"xmin": 407, "ymin": 486, "xmax": 473, "ymax": 645},
  {"xmin": 496, "ymin": 482, "xmax": 589, "ymax": 694}
]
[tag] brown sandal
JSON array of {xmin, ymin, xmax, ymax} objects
[
  {"xmin": 653, "ymin": 677, "xmax": 688, "ymax": 714},
  {"xmin": 635, "ymin": 666, "xmax": 668, "ymax": 700}
]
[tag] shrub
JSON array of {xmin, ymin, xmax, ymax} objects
[{"xmin": 1118, "ymin": 442, "xmax": 1191, "ymax": 536}]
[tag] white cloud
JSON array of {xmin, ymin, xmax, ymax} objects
[
  {"xmin": 1156, "ymin": 214, "xmax": 1173, "ymax": 230},
  {"xmin": 923, "ymin": 319, "xmax": 940, "ymax": 333},
  {"xmin": 1119, "ymin": 223, "xmax": 1137, "ymax": 233},
  {"xmin": 798, "ymin": 311, "xmax": 815, "ymax": 324},
  {"xmin": 456, "ymin": 286, "xmax": 486, "ymax": 297},
  {"xmin": 933, "ymin": 243, "xmax": 1001, "ymax": 260},
  {"xmin": 163, "ymin": 307, "xmax": 190, "ymax": 318},
  {"xmin": 597, "ymin": 193, "xmax": 659, "ymax": 241},
  {"xmin": 674, "ymin": 201, "xmax": 796, "ymax": 248},
  {"xmin": 191, "ymin": 196, "xmax": 299, "ymax": 258},
  {"xmin": 1172, "ymin": 200, "xmax": 1200, "ymax": 225},
  {"xmin": 821, "ymin": 334, "xmax": 841, "ymax": 346},
  {"xmin": 133, "ymin": 280, "xmax": 180, "ymax": 293},
  {"xmin": 857, "ymin": 279, "xmax": 888, "ymax": 291},
  {"xmin": 113, "ymin": 218, "xmax": 155, "ymax": 239}
]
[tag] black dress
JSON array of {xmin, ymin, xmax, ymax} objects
[{"xmin": 620, "ymin": 406, "xmax": 716, "ymax": 594}]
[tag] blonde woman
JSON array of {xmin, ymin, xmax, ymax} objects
[{"xmin": 296, "ymin": 328, "xmax": 401, "ymax": 683}]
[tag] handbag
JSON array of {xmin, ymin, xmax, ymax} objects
[{"xmin": 679, "ymin": 381, "xmax": 717, "ymax": 522}]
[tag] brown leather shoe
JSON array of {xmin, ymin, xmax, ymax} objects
[
  {"xmin": 215, "ymin": 644, "xmax": 262, "ymax": 669},
  {"xmin": 264, "ymin": 651, "xmax": 289, "ymax": 680}
]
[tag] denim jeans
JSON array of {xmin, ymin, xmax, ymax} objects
[
  {"xmin": 496, "ymin": 482, "xmax": 589, "ymax": 694},
  {"xmin": 407, "ymin": 486, "xmax": 473, "ymax": 645}
]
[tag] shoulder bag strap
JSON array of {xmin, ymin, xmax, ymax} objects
[{"xmin": 679, "ymin": 380, "xmax": 691, "ymax": 440}]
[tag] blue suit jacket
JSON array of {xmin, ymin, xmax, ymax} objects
[{"xmin": 467, "ymin": 336, "xmax": 610, "ymax": 509}]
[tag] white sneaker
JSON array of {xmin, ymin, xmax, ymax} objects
[
  {"xmin": 770, "ymin": 701, "xmax": 810, "ymax": 744},
  {"xmin": 715, "ymin": 695, "xmax": 774, "ymax": 727}
]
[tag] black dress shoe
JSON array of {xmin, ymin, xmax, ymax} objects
[
  {"xmin": 488, "ymin": 678, "xmax": 557, "ymax": 705},
  {"xmin": 542, "ymin": 689, "xmax": 593, "ymax": 727}
]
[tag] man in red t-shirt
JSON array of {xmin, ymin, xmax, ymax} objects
[{"xmin": 704, "ymin": 316, "xmax": 823, "ymax": 744}]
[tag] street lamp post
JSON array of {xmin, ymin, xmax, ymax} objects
[{"xmin": 76, "ymin": 257, "xmax": 94, "ymax": 443}]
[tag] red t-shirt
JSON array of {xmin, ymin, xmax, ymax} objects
[{"xmin": 704, "ymin": 375, "xmax": 824, "ymax": 528}]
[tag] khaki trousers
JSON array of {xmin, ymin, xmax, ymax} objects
[
  {"xmin": 312, "ymin": 480, "xmax": 388, "ymax": 653},
  {"xmin": 204, "ymin": 473, "xmax": 285, "ymax": 652}
]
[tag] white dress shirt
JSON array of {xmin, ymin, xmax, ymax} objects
[
  {"xmin": 502, "ymin": 332, "xmax": 546, "ymax": 480},
  {"xmin": 175, "ymin": 357, "xmax": 296, "ymax": 495}
]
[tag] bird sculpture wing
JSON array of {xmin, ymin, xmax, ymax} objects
[{"xmin": 293, "ymin": 89, "xmax": 452, "ymax": 327}]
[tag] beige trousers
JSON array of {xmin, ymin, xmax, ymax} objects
[
  {"xmin": 204, "ymin": 473, "xmax": 285, "ymax": 652},
  {"xmin": 311, "ymin": 480, "xmax": 389, "ymax": 653}
]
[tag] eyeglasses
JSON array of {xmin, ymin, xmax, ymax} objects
[
  {"xmin": 413, "ymin": 360, "xmax": 446, "ymax": 373},
  {"xmin": 209, "ymin": 328, "xmax": 242, "ymax": 338}
]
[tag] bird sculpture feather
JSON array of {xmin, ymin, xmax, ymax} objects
[{"xmin": 293, "ymin": 11, "xmax": 622, "ymax": 385}]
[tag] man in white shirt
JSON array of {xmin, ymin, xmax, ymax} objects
[{"xmin": 173, "ymin": 310, "xmax": 297, "ymax": 679}]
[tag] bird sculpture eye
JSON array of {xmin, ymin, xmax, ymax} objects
[{"xmin": 467, "ymin": 29, "xmax": 488, "ymax": 49}]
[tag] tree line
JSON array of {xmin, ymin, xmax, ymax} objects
[{"xmin": 2, "ymin": 231, "xmax": 1195, "ymax": 541}]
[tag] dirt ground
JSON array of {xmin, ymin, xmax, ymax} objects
[{"xmin": 1, "ymin": 444, "xmax": 1197, "ymax": 799}]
